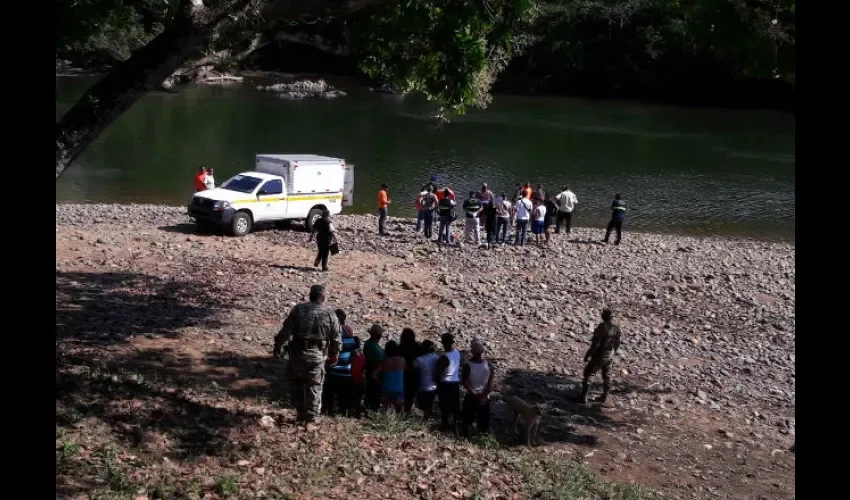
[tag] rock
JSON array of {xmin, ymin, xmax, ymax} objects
[
  {"xmin": 451, "ymin": 299, "xmax": 462, "ymax": 309},
  {"xmin": 696, "ymin": 390, "xmax": 707, "ymax": 400},
  {"xmin": 403, "ymin": 281, "xmax": 416, "ymax": 290},
  {"xmin": 259, "ymin": 415, "xmax": 275, "ymax": 429},
  {"xmin": 237, "ymin": 459, "xmax": 250, "ymax": 467}
]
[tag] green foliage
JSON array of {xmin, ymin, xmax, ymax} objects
[
  {"xmin": 55, "ymin": 0, "xmax": 172, "ymax": 63},
  {"xmin": 347, "ymin": 0, "xmax": 534, "ymax": 118},
  {"xmin": 511, "ymin": 0, "xmax": 795, "ymax": 94}
]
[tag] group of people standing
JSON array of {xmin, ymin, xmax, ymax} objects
[
  {"xmin": 274, "ymin": 285, "xmax": 626, "ymax": 440},
  {"xmin": 392, "ymin": 175, "xmax": 626, "ymax": 247}
]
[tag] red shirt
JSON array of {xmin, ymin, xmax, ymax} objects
[
  {"xmin": 351, "ymin": 352, "xmax": 366, "ymax": 384},
  {"xmin": 194, "ymin": 173, "xmax": 207, "ymax": 191}
]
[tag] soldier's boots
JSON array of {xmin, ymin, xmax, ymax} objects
[
  {"xmin": 579, "ymin": 382, "xmax": 589, "ymax": 404},
  {"xmin": 599, "ymin": 385, "xmax": 610, "ymax": 404}
]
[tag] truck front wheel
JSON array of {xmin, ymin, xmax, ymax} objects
[
  {"xmin": 305, "ymin": 208, "xmax": 323, "ymax": 232},
  {"xmin": 231, "ymin": 211, "xmax": 253, "ymax": 236}
]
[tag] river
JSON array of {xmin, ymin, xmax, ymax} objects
[{"xmin": 56, "ymin": 76, "xmax": 795, "ymax": 241}]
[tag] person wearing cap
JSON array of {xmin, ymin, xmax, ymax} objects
[
  {"xmin": 461, "ymin": 339, "xmax": 495, "ymax": 437},
  {"xmin": 580, "ymin": 308, "xmax": 623, "ymax": 404},
  {"xmin": 422, "ymin": 175, "xmax": 439, "ymax": 195},
  {"xmin": 377, "ymin": 183, "xmax": 391, "ymax": 235},
  {"xmin": 435, "ymin": 333, "xmax": 463, "ymax": 432},
  {"xmin": 273, "ymin": 285, "xmax": 342, "ymax": 423},
  {"xmin": 194, "ymin": 166, "xmax": 208, "ymax": 192},
  {"xmin": 363, "ymin": 324, "xmax": 386, "ymax": 412}
]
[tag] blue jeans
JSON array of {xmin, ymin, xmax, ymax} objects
[
  {"xmin": 378, "ymin": 208, "xmax": 388, "ymax": 235},
  {"xmin": 514, "ymin": 219, "xmax": 529, "ymax": 245},
  {"xmin": 415, "ymin": 210, "xmax": 425, "ymax": 232},
  {"xmin": 439, "ymin": 216, "xmax": 453, "ymax": 243},
  {"xmin": 421, "ymin": 209, "xmax": 434, "ymax": 238},
  {"xmin": 496, "ymin": 218, "xmax": 509, "ymax": 243}
]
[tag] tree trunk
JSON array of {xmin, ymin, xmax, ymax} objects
[
  {"xmin": 55, "ymin": 16, "xmax": 210, "ymax": 178},
  {"xmin": 55, "ymin": 0, "xmax": 388, "ymax": 179}
]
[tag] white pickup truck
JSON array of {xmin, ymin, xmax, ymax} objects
[{"xmin": 188, "ymin": 154, "xmax": 354, "ymax": 236}]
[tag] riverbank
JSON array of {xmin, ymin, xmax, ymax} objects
[{"xmin": 56, "ymin": 203, "xmax": 795, "ymax": 499}]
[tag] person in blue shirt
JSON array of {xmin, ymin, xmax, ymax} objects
[
  {"xmin": 603, "ymin": 193, "xmax": 626, "ymax": 245},
  {"xmin": 322, "ymin": 309, "xmax": 361, "ymax": 415}
]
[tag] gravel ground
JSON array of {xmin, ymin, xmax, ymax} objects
[{"xmin": 56, "ymin": 203, "xmax": 795, "ymax": 499}]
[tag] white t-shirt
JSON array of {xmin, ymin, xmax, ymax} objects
[
  {"xmin": 515, "ymin": 198, "xmax": 533, "ymax": 221},
  {"xmin": 204, "ymin": 175, "xmax": 216, "ymax": 189},
  {"xmin": 534, "ymin": 204, "xmax": 547, "ymax": 222},
  {"xmin": 414, "ymin": 352, "xmax": 440, "ymax": 391},
  {"xmin": 442, "ymin": 349, "xmax": 461, "ymax": 383},
  {"xmin": 556, "ymin": 190, "xmax": 577, "ymax": 212}
]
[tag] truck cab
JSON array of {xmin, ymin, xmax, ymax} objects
[{"xmin": 188, "ymin": 154, "xmax": 354, "ymax": 236}]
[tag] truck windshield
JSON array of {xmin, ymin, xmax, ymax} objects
[{"xmin": 220, "ymin": 175, "xmax": 263, "ymax": 193}]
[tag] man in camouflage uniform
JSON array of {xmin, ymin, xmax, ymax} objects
[
  {"xmin": 273, "ymin": 285, "xmax": 342, "ymax": 423},
  {"xmin": 580, "ymin": 308, "xmax": 622, "ymax": 404}
]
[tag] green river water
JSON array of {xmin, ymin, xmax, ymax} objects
[{"xmin": 56, "ymin": 77, "xmax": 794, "ymax": 240}]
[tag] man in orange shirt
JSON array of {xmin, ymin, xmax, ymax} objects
[
  {"xmin": 194, "ymin": 166, "xmax": 208, "ymax": 192},
  {"xmin": 377, "ymin": 183, "xmax": 391, "ymax": 235}
]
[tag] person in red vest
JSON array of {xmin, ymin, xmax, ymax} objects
[{"xmin": 194, "ymin": 166, "xmax": 208, "ymax": 192}]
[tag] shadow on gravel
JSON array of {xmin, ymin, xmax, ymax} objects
[
  {"xmin": 568, "ymin": 239, "xmax": 606, "ymax": 246},
  {"xmin": 56, "ymin": 271, "xmax": 228, "ymax": 342},
  {"xmin": 272, "ymin": 264, "xmax": 319, "ymax": 273},
  {"xmin": 158, "ymin": 222, "xmax": 308, "ymax": 236},
  {"xmin": 495, "ymin": 368, "xmax": 630, "ymax": 448}
]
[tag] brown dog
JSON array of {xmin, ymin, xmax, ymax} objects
[{"xmin": 500, "ymin": 394, "xmax": 542, "ymax": 446}]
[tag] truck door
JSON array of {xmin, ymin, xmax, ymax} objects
[
  {"xmin": 256, "ymin": 179, "xmax": 287, "ymax": 221},
  {"xmin": 343, "ymin": 163, "xmax": 355, "ymax": 207}
]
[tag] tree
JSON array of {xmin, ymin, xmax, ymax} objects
[{"xmin": 55, "ymin": 0, "xmax": 532, "ymax": 179}]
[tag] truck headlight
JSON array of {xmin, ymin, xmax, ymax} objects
[{"xmin": 213, "ymin": 201, "xmax": 231, "ymax": 211}]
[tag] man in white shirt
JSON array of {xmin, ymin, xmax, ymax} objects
[
  {"xmin": 204, "ymin": 167, "xmax": 216, "ymax": 190},
  {"xmin": 413, "ymin": 340, "xmax": 440, "ymax": 420},
  {"xmin": 513, "ymin": 190, "xmax": 533, "ymax": 246},
  {"xmin": 555, "ymin": 185, "xmax": 578, "ymax": 234},
  {"xmin": 435, "ymin": 333, "xmax": 462, "ymax": 431}
]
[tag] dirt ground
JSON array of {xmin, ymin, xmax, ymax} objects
[{"xmin": 56, "ymin": 206, "xmax": 795, "ymax": 500}]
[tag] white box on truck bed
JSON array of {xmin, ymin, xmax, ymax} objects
[{"xmin": 256, "ymin": 154, "xmax": 346, "ymax": 195}]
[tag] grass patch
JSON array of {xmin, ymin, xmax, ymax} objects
[
  {"xmin": 363, "ymin": 411, "xmax": 429, "ymax": 436},
  {"xmin": 518, "ymin": 457, "xmax": 660, "ymax": 500},
  {"xmin": 215, "ymin": 475, "xmax": 238, "ymax": 498},
  {"xmin": 57, "ymin": 441, "xmax": 79, "ymax": 462}
]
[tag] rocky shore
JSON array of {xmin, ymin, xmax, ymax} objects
[
  {"xmin": 256, "ymin": 79, "xmax": 347, "ymax": 99},
  {"xmin": 56, "ymin": 203, "xmax": 795, "ymax": 499}
]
